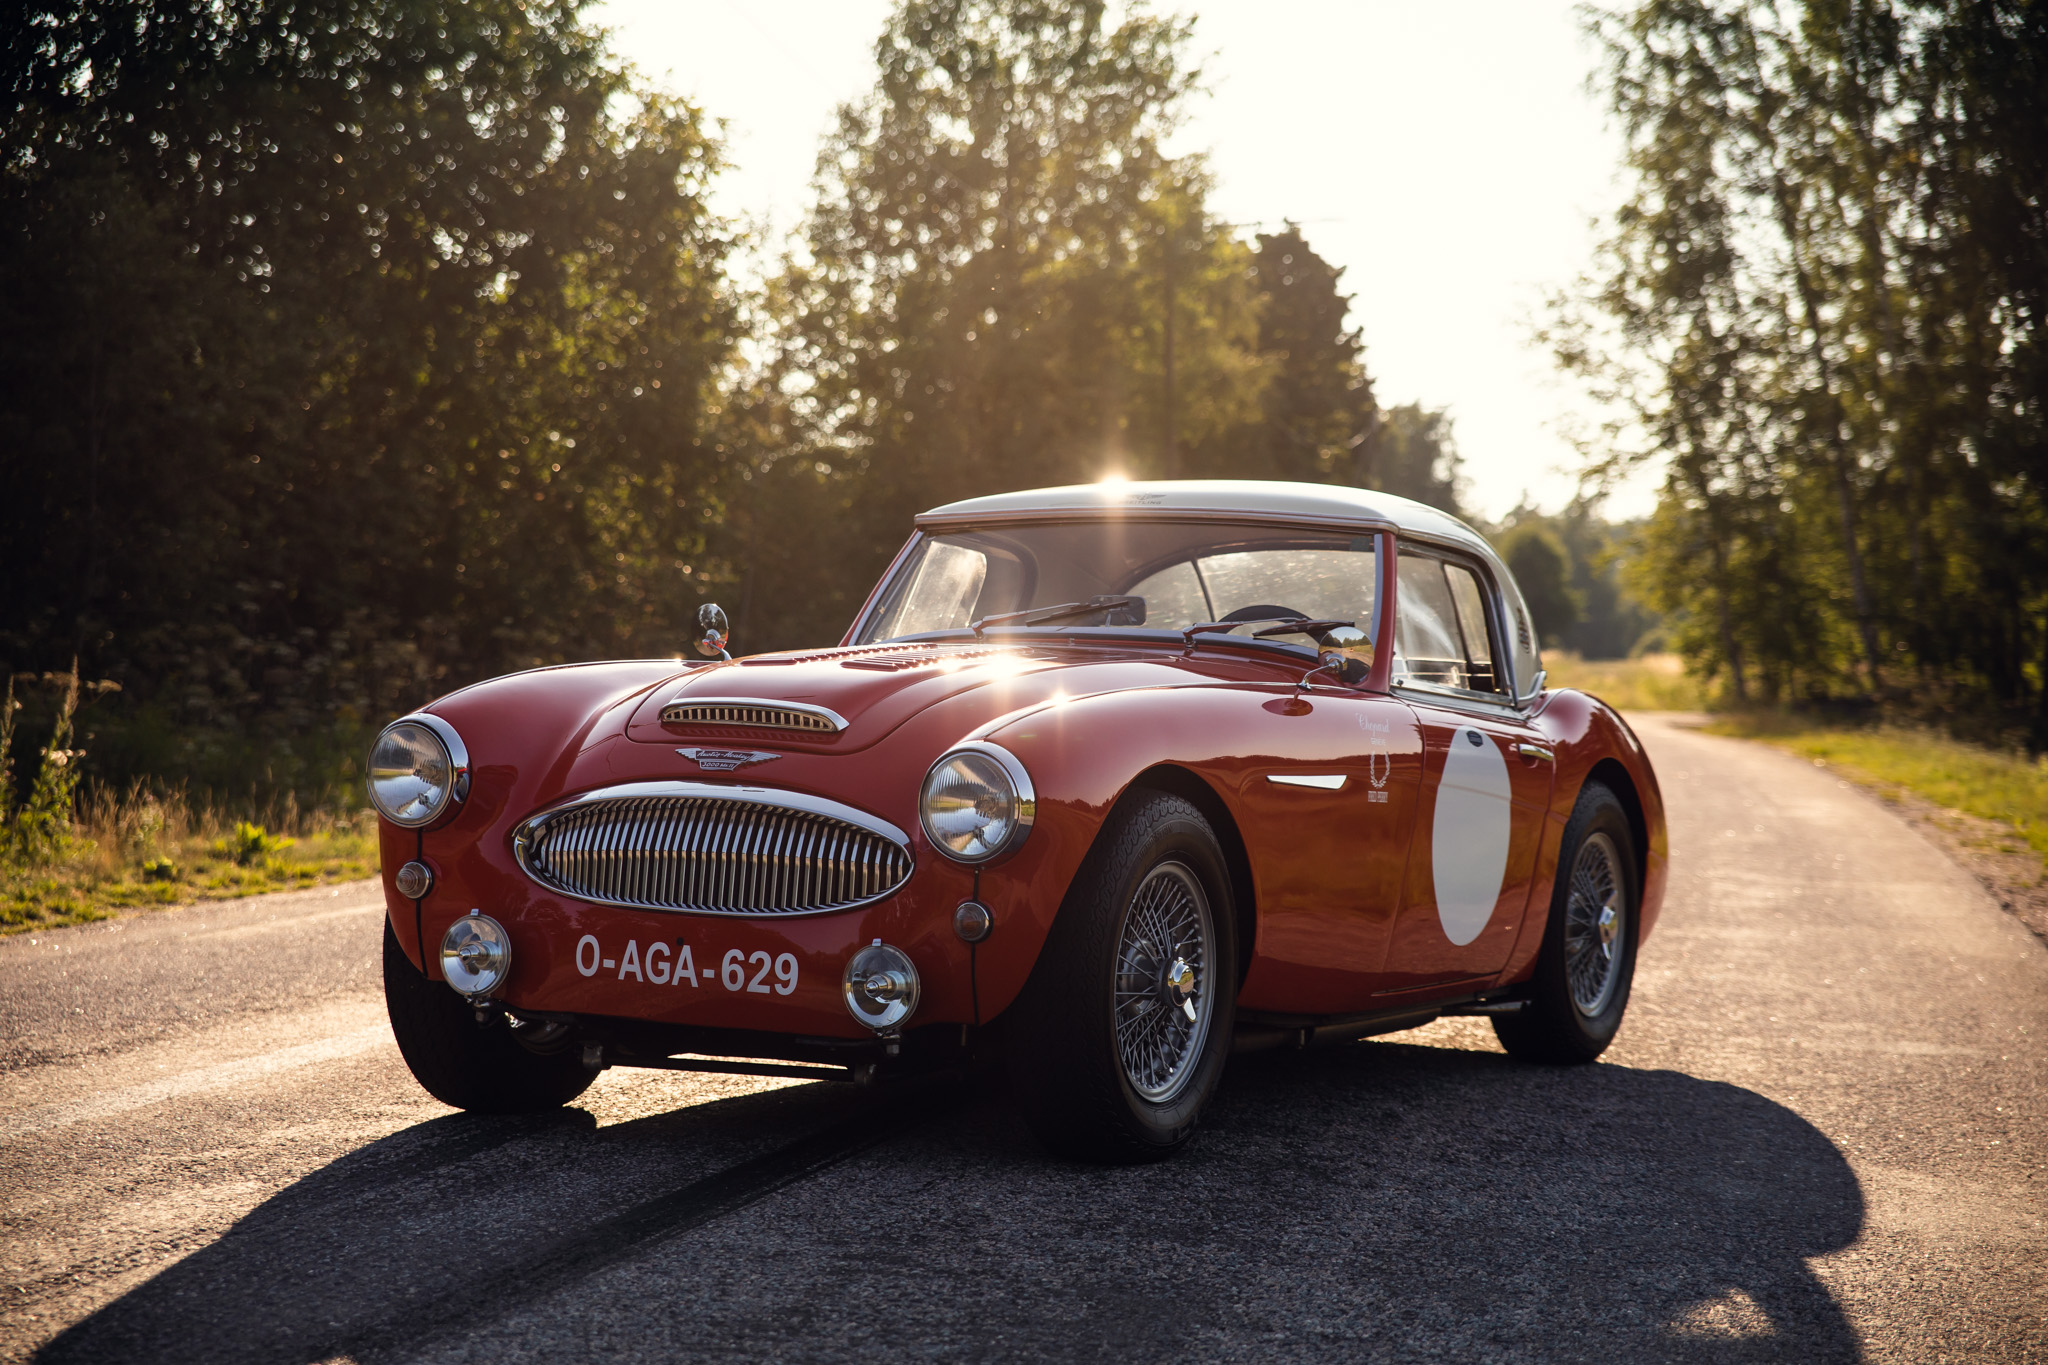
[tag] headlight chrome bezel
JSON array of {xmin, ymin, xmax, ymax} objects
[
  {"xmin": 366, "ymin": 713, "xmax": 471, "ymax": 829},
  {"xmin": 919, "ymin": 741, "xmax": 1036, "ymax": 865}
]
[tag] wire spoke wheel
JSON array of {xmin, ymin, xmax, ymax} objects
[
  {"xmin": 1563, "ymin": 831, "xmax": 1625, "ymax": 1018},
  {"xmin": 1112, "ymin": 860, "xmax": 1214, "ymax": 1103}
]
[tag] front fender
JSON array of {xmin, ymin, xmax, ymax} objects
[
  {"xmin": 961, "ymin": 684, "xmax": 1273, "ymax": 1021},
  {"xmin": 379, "ymin": 660, "xmax": 688, "ymax": 969}
]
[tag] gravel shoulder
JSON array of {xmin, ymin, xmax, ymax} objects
[{"xmin": 1, "ymin": 715, "xmax": 2042, "ymax": 1363}]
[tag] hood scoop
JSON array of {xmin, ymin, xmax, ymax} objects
[{"xmin": 658, "ymin": 697, "xmax": 846, "ymax": 733}]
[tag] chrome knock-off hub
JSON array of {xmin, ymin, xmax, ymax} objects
[{"xmin": 1164, "ymin": 957, "xmax": 1198, "ymax": 1020}]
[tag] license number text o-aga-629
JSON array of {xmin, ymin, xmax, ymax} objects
[{"xmin": 573, "ymin": 934, "xmax": 796, "ymax": 995}]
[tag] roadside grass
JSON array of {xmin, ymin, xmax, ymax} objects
[
  {"xmin": 1, "ymin": 783, "xmax": 378, "ymax": 934},
  {"xmin": 1702, "ymin": 713, "xmax": 2048, "ymax": 868},
  {"xmin": 1544, "ymin": 652, "xmax": 1714, "ymax": 713},
  {"xmin": 1539, "ymin": 652, "xmax": 2048, "ymax": 885}
]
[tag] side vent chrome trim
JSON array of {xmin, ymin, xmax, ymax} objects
[
  {"xmin": 1266, "ymin": 773, "xmax": 1347, "ymax": 790},
  {"xmin": 658, "ymin": 696, "xmax": 847, "ymax": 733}
]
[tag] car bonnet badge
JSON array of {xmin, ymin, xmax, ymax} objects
[{"xmin": 675, "ymin": 747, "xmax": 782, "ymax": 773}]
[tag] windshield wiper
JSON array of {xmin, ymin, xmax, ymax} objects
[
  {"xmin": 970, "ymin": 595, "xmax": 1146, "ymax": 639},
  {"xmin": 1179, "ymin": 616, "xmax": 1352, "ymax": 647}
]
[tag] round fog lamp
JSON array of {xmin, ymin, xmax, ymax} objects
[
  {"xmin": 842, "ymin": 940, "xmax": 920, "ymax": 1032},
  {"xmin": 440, "ymin": 911, "xmax": 511, "ymax": 998}
]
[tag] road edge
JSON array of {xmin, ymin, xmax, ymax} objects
[{"xmin": 1646, "ymin": 712, "xmax": 2048, "ymax": 950}]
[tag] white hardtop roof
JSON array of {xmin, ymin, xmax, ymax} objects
[
  {"xmin": 916, "ymin": 478, "xmax": 1543, "ymax": 695},
  {"xmin": 918, "ymin": 479, "xmax": 1494, "ymax": 557}
]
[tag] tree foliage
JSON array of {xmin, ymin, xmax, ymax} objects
[
  {"xmin": 1556, "ymin": 0, "xmax": 2048, "ymax": 740},
  {"xmin": 739, "ymin": 1, "xmax": 1443, "ymax": 646},
  {"xmin": 0, "ymin": 0, "xmax": 741, "ymax": 787},
  {"xmin": 1500, "ymin": 525, "xmax": 1585, "ymax": 649},
  {"xmin": 1492, "ymin": 498, "xmax": 1660, "ymax": 659},
  {"xmin": 2, "ymin": 0, "xmax": 1474, "ymax": 799}
]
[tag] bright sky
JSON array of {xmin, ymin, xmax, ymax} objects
[{"xmin": 590, "ymin": 0, "xmax": 1658, "ymax": 521}]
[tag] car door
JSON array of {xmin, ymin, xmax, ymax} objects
[
  {"xmin": 1126, "ymin": 536, "xmax": 1427, "ymax": 1017},
  {"xmin": 1379, "ymin": 545, "xmax": 1555, "ymax": 993},
  {"xmin": 1231, "ymin": 683, "xmax": 1426, "ymax": 1016}
]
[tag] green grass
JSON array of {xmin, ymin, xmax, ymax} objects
[
  {"xmin": 1703, "ymin": 714, "xmax": 2048, "ymax": 866},
  {"xmin": 1, "ymin": 785, "xmax": 378, "ymax": 934},
  {"xmin": 1542, "ymin": 653, "xmax": 2047, "ymax": 876},
  {"xmin": 1543, "ymin": 652, "xmax": 1714, "ymax": 713}
]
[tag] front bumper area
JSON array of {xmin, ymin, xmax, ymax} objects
[
  {"xmin": 393, "ymin": 852, "xmax": 982, "ymax": 1042},
  {"xmin": 481, "ymin": 1007, "xmax": 984, "ymax": 1085}
]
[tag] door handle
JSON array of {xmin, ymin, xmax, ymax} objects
[{"xmin": 1513, "ymin": 742, "xmax": 1555, "ymax": 762}]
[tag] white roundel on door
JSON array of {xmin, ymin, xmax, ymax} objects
[{"xmin": 1431, "ymin": 726, "xmax": 1513, "ymax": 946}]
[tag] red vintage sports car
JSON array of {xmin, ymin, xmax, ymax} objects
[{"xmin": 370, "ymin": 480, "xmax": 1667, "ymax": 1160}]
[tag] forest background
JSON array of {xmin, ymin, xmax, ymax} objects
[{"xmin": 1, "ymin": 0, "xmax": 2042, "ymax": 855}]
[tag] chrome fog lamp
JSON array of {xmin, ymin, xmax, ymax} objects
[
  {"xmin": 920, "ymin": 743, "xmax": 1035, "ymax": 864},
  {"xmin": 440, "ymin": 910, "xmax": 511, "ymax": 998},
  {"xmin": 842, "ymin": 940, "xmax": 920, "ymax": 1032},
  {"xmin": 367, "ymin": 714, "xmax": 470, "ymax": 828}
]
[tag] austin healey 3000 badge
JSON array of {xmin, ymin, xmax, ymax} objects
[{"xmin": 674, "ymin": 747, "xmax": 781, "ymax": 772}]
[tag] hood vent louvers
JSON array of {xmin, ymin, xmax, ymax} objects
[{"xmin": 659, "ymin": 697, "xmax": 846, "ymax": 733}]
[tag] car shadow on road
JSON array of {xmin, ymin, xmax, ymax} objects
[
  {"xmin": 1179, "ymin": 1041, "xmax": 1864, "ymax": 1362},
  {"xmin": 36, "ymin": 1041, "xmax": 1864, "ymax": 1364}
]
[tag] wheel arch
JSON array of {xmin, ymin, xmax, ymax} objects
[
  {"xmin": 1583, "ymin": 756, "xmax": 1649, "ymax": 901},
  {"xmin": 1123, "ymin": 764, "xmax": 1258, "ymax": 989}
]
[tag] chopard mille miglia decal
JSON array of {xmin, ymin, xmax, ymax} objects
[
  {"xmin": 675, "ymin": 747, "xmax": 781, "ymax": 772},
  {"xmin": 1359, "ymin": 713, "xmax": 1394, "ymax": 803}
]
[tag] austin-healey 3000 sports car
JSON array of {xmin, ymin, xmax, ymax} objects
[{"xmin": 371, "ymin": 480, "xmax": 1667, "ymax": 1161}]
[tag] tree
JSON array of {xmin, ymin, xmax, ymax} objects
[
  {"xmin": 1558, "ymin": 0, "xmax": 2048, "ymax": 734},
  {"xmin": 0, "ymin": 0, "xmax": 742, "ymax": 789},
  {"xmin": 1499, "ymin": 527, "xmax": 1584, "ymax": 650},
  {"xmin": 774, "ymin": 0, "xmax": 1277, "ymax": 637},
  {"xmin": 1365, "ymin": 403, "xmax": 1465, "ymax": 517},
  {"xmin": 1233, "ymin": 225, "xmax": 1377, "ymax": 484}
]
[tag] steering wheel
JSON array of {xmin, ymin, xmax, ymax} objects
[{"xmin": 1220, "ymin": 604, "xmax": 1309, "ymax": 632}]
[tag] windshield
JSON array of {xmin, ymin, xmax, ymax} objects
[{"xmin": 855, "ymin": 521, "xmax": 1379, "ymax": 645}]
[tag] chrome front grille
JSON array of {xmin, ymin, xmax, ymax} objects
[
  {"xmin": 659, "ymin": 697, "xmax": 844, "ymax": 732},
  {"xmin": 513, "ymin": 782, "xmax": 911, "ymax": 916}
]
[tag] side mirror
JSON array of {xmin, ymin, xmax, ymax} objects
[
  {"xmin": 695, "ymin": 602, "xmax": 731, "ymax": 661},
  {"xmin": 1315, "ymin": 624, "xmax": 1373, "ymax": 686}
]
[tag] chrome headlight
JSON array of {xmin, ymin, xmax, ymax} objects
[
  {"xmin": 367, "ymin": 714, "xmax": 470, "ymax": 828},
  {"xmin": 440, "ymin": 911, "xmax": 511, "ymax": 998},
  {"xmin": 919, "ymin": 742, "xmax": 1035, "ymax": 863}
]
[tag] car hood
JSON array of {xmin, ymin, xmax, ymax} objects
[{"xmin": 623, "ymin": 641, "xmax": 1223, "ymax": 753}]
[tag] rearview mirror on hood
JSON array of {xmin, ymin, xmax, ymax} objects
[{"xmin": 696, "ymin": 602, "xmax": 731, "ymax": 661}]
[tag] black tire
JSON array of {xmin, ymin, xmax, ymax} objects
[
  {"xmin": 1006, "ymin": 791, "xmax": 1238, "ymax": 1162},
  {"xmin": 382, "ymin": 920, "xmax": 595, "ymax": 1112},
  {"xmin": 1493, "ymin": 781, "xmax": 1639, "ymax": 1064}
]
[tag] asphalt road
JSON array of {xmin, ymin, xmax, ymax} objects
[{"xmin": 2, "ymin": 715, "xmax": 2043, "ymax": 1364}]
